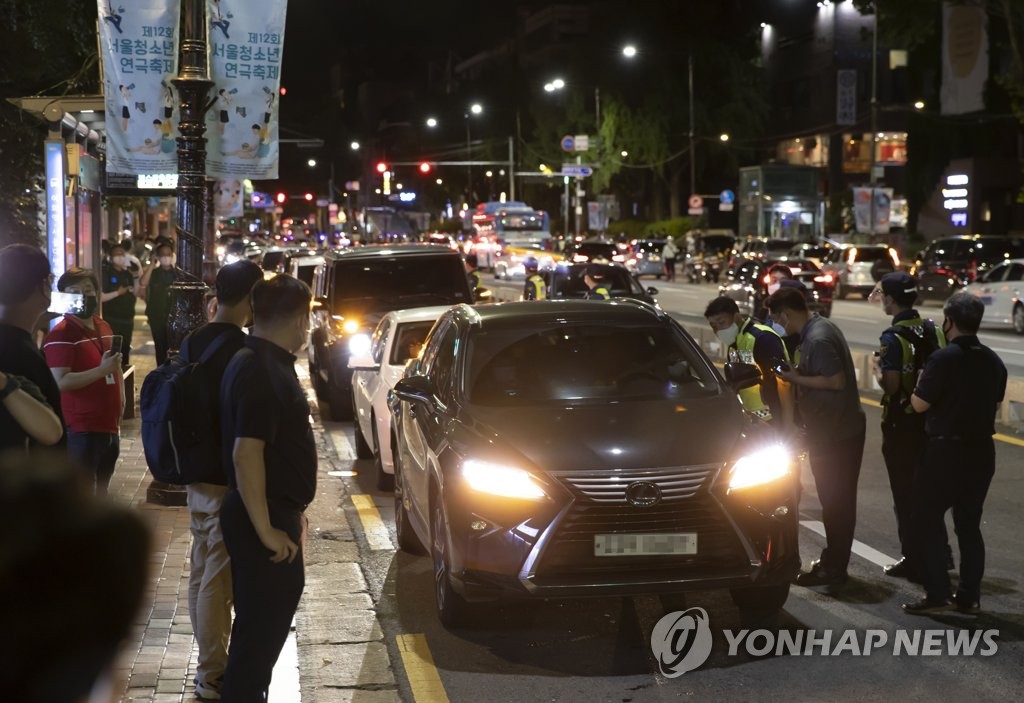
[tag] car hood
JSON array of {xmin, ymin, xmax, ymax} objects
[{"xmin": 454, "ymin": 393, "xmax": 745, "ymax": 473}]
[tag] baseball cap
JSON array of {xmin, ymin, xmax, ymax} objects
[
  {"xmin": 880, "ymin": 271, "xmax": 916, "ymax": 298},
  {"xmin": 778, "ymin": 278, "xmax": 807, "ymax": 292},
  {"xmin": 216, "ymin": 260, "xmax": 264, "ymax": 304}
]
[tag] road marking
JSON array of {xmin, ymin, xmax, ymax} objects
[
  {"xmin": 800, "ymin": 520, "xmax": 896, "ymax": 568},
  {"xmin": 329, "ymin": 428, "xmax": 355, "ymax": 460},
  {"xmin": 861, "ymin": 396, "xmax": 1024, "ymax": 447},
  {"xmin": 396, "ymin": 633, "xmax": 450, "ymax": 703},
  {"xmin": 351, "ymin": 494, "xmax": 394, "ymax": 550}
]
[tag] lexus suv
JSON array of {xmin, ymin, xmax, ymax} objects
[
  {"xmin": 308, "ymin": 244, "xmax": 473, "ymax": 419},
  {"xmin": 389, "ymin": 301, "xmax": 800, "ymax": 627}
]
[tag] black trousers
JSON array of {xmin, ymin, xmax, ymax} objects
[
  {"xmin": 807, "ymin": 415, "xmax": 866, "ymax": 573},
  {"xmin": 664, "ymin": 257, "xmax": 676, "ymax": 280},
  {"xmin": 881, "ymin": 419, "xmax": 925, "ymax": 556},
  {"xmin": 149, "ymin": 315, "xmax": 169, "ymax": 365},
  {"xmin": 916, "ymin": 437, "xmax": 995, "ymax": 602},
  {"xmin": 220, "ymin": 491, "xmax": 305, "ymax": 702},
  {"xmin": 105, "ymin": 316, "xmax": 134, "ymax": 367}
]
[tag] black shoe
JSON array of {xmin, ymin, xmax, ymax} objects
[
  {"xmin": 952, "ymin": 594, "xmax": 980, "ymax": 615},
  {"xmin": 902, "ymin": 596, "xmax": 953, "ymax": 615},
  {"xmin": 884, "ymin": 557, "xmax": 915, "ymax": 579},
  {"xmin": 795, "ymin": 562, "xmax": 848, "ymax": 587}
]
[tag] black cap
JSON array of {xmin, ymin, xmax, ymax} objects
[
  {"xmin": 880, "ymin": 271, "xmax": 916, "ymax": 298},
  {"xmin": 778, "ymin": 278, "xmax": 807, "ymax": 292},
  {"xmin": 585, "ymin": 264, "xmax": 606, "ymax": 278},
  {"xmin": 216, "ymin": 260, "xmax": 264, "ymax": 304}
]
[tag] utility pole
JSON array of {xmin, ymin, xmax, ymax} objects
[
  {"xmin": 465, "ymin": 115, "xmax": 472, "ymax": 205},
  {"xmin": 508, "ymin": 136, "xmax": 515, "ymax": 201},
  {"xmin": 869, "ymin": 0, "xmax": 880, "ymax": 243},
  {"xmin": 688, "ymin": 52, "xmax": 696, "ymax": 200}
]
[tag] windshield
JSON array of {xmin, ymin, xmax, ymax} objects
[
  {"xmin": 261, "ymin": 251, "xmax": 286, "ymax": 270},
  {"xmin": 635, "ymin": 241, "xmax": 664, "ymax": 253},
  {"xmin": 466, "ymin": 323, "xmax": 718, "ymax": 406},
  {"xmin": 331, "ymin": 256, "xmax": 471, "ymax": 314},
  {"xmin": 294, "ymin": 263, "xmax": 317, "ymax": 287},
  {"xmin": 575, "ymin": 243, "xmax": 617, "ymax": 257},
  {"xmin": 548, "ymin": 265, "xmax": 645, "ymax": 299},
  {"xmin": 854, "ymin": 247, "xmax": 891, "ymax": 262},
  {"xmin": 498, "ymin": 214, "xmax": 545, "ymax": 231},
  {"xmin": 389, "ymin": 321, "xmax": 437, "ymax": 366}
]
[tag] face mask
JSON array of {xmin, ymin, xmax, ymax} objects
[
  {"xmin": 75, "ymin": 294, "xmax": 98, "ymax": 319},
  {"xmin": 159, "ymin": 256, "xmax": 173, "ymax": 267},
  {"xmin": 767, "ymin": 282, "xmax": 781, "ymax": 296},
  {"xmin": 715, "ymin": 322, "xmax": 740, "ymax": 347},
  {"xmin": 942, "ymin": 319, "xmax": 953, "ymax": 337},
  {"xmin": 112, "ymin": 255, "xmax": 126, "ymax": 267}
]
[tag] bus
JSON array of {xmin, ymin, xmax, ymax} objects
[{"xmin": 465, "ymin": 201, "xmax": 551, "ymax": 269}]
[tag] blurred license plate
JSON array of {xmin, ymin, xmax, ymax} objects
[
  {"xmin": 649, "ymin": 255, "xmax": 662, "ymax": 262},
  {"xmin": 981, "ymin": 296, "xmax": 993, "ymax": 305},
  {"xmin": 594, "ymin": 533, "xmax": 697, "ymax": 557}
]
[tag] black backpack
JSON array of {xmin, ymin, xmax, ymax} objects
[
  {"xmin": 887, "ymin": 319, "xmax": 942, "ymax": 375},
  {"xmin": 140, "ymin": 334, "xmax": 232, "ymax": 485}
]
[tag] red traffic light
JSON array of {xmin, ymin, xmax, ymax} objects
[
  {"xmin": 418, "ymin": 162, "xmax": 432, "ymax": 174},
  {"xmin": 275, "ymin": 192, "xmax": 286, "ymax": 204},
  {"xmin": 304, "ymin": 192, "xmax": 314, "ymax": 201},
  {"xmin": 376, "ymin": 161, "xmax": 388, "ymax": 174}
]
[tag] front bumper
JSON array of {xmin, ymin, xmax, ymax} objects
[{"xmin": 444, "ymin": 464, "xmax": 800, "ymax": 601}]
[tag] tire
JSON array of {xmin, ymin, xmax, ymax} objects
[
  {"xmin": 1014, "ymin": 304, "xmax": 1024, "ymax": 335},
  {"xmin": 432, "ymin": 494, "xmax": 470, "ymax": 628},
  {"xmin": 730, "ymin": 582, "xmax": 790, "ymax": 615},
  {"xmin": 328, "ymin": 378, "xmax": 353, "ymax": 421},
  {"xmin": 393, "ymin": 442, "xmax": 425, "ymax": 554},
  {"xmin": 352, "ymin": 406, "xmax": 373, "ymax": 460},
  {"xmin": 373, "ymin": 421, "xmax": 394, "ymax": 491}
]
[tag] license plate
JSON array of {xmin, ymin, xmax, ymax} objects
[
  {"xmin": 594, "ymin": 533, "xmax": 697, "ymax": 557},
  {"xmin": 649, "ymin": 255, "xmax": 662, "ymax": 262},
  {"xmin": 981, "ymin": 296, "xmax": 993, "ymax": 305}
]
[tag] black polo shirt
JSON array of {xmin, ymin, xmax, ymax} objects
[
  {"xmin": 914, "ymin": 335, "xmax": 1007, "ymax": 439},
  {"xmin": 0, "ymin": 322, "xmax": 63, "ymax": 451},
  {"xmin": 101, "ymin": 265, "xmax": 136, "ymax": 321},
  {"xmin": 220, "ymin": 335, "xmax": 317, "ymax": 510},
  {"xmin": 145, "ymin": 266, "xmax": 178, "ymax": 322}
]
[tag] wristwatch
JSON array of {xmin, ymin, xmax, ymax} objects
[{"xmin": 0, "ymin": 374, "xmax": 21, "ymax": 402}]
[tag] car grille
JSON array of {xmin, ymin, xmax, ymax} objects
[{"xmin": 531, "ymin": 468, "xmax": 750, "ymax": 585}]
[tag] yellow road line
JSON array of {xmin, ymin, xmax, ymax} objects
[
  {"xmin": 861, "ymin": 396, "xmax": 1024, "ymax": 447},
  {"xmin": 350, "ymin": 494, "xmax": 393, "ymax": 551},
  {"xmin": 396, "ymin": 633, "xmax": 450, "ymax": 703}
]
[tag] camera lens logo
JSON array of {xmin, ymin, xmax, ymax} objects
[{"xmin": 650, "ymin": 607, "xmax": 714, "ymax": 677}]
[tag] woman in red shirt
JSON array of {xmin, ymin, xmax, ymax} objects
[{"xmin": 43, "ymin": 268, "xmax": 123, "ymax": 494}]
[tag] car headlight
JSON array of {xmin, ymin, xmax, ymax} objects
[
  {"xmin": 348, "ymin": 333, "xmax": 371, "ymax": 355},
  {"xmin": 728, "ymin": 444, "xmax": 792, "ymax": 492},
  {"xmin": 341, "ymin": 318, "xmax": 360, "ymax": 334},
  {"xmin": 462, "ymin": 459, "xmax": 546, "ymax": 500}
]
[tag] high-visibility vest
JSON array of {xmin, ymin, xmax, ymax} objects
[
  {"xmin": 524, "ymin": 274, "xmax": 547, "ymax": 300},
  {"xmin": 589, "ymin": 286, "xmax": 610, "ymax": 300},
  {"xmin": 729, "ymin": 318, "xmax": 790, "ymax": 421},
  {"xmin": 468, "ymin": 269, "xmax": 481, "ymax": 289},
  {"xmin": 881, "ymin": 315, "xmax": 945, "ymax": 421}
]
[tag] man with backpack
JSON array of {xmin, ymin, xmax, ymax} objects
[
  {"xmin": 870, "ymin": 272, "xmax": 951, "ymax": 582},
  {"xmin": 179, "ymin": 260, "xmax": 262, "ymax": 701}
]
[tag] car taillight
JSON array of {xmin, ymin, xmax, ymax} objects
[
  {"xmin": 814, "ymin": 274, "xmax": 833, "ymax": 283},
  {"xmin": 762, "ymin": 274, "xmax": 772, "ymax": 285},
  {"xmin": 967, "ymin": 259, "xmax": 978, "ymax": 282},
  {"xmin": 612, "ymin": 254, "xmax": 625, "ymax": 262},
  {"xmin": 573, "ymin": 254, "xmax": 589, "ymax": 263}
]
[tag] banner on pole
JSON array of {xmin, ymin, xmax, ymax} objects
[
  {"xmin": 214, "ymin": 179, "xmax": 245, "ymax": 218},
  {"xmin": 97, "ymin": 0, "xmax": 182, "ymax": 175},
  {"xmin": 853, "ymin": 186, "xmax": 894, "ymax": 235},
  {"xmin": 205, "ymin": 0, "xmax": 288, "ymax": 180},
  {"xmin": 941, "ymin": 1, "xmax": 988, "ymax": 115}
]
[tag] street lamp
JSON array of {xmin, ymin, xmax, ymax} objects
[
  {"xmin": 470, "ymin": 103, "xmax": 483, "ymax": 115},
  {"xmin": 350, "ymin": 140, "xmax": 360, "ymax": 150},
  {"xmin": 307, "ymin": 158, "xmax": 317, "ymax": 167},
  {"xmin": 719, "ymin": 133, "xmax": 730, "ymax": 142},
  {"xmin": 914, "ymin": 100, "xmax": 925, "ymax": 110},
  {"xmin": 465, "ymin": 103, "xmax": 483, "ymax": 202},
  {"xmin": 622, "ymin": 44, "xmax": 637, "ymax": 59},
  {"xmin": 426, "ymin": 117, "xmax": 438, "ymax": 128},
  {"xmin": 621, "ymin": 150, "xmax": 629, "ymax": 157}
]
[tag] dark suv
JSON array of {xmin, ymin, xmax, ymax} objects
[
  {"xmin": 308, "ymin": 245, "xmax": 473, "ymax": 418},
  {"xmin": 912, "ymin": 235, "xmax": 1024, "ymax": 302}
]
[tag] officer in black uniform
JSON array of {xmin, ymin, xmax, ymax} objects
[
  {"xmin": 583, "ymin": 265, "xmax": 611, "ymax": 300},
  {"xmin": 464, "ymin": 252, "xmax": 482, "ymax": 291},
  {"xmin": 870, "ymin": 272, "xmax": 950, "ymax": 579},
  {"xmin": 522, "ymin": 257, "xmax": 547, "ymax": 300},
  {"xmin": 903, "ymin": 292, "xmax": 1007, "ymax": 615}
]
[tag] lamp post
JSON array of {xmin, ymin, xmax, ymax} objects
[{"xmin": 465, "ymin": 103, "xmax": 483, "ymax": 204}]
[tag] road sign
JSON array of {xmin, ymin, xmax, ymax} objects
[
  {"xmin": 561, "ymin": 135, "xmax": 575, "ymax": 152},
  {"xmin": 574, "ymin": 134, "xmax": 590, "ymax": 151},
  {"xmin": 688, "ymin": 194, "xmax": 703, "ymax": 209},
  {"xmin": 719, "ymin": 189, "xmax": 735, "ymax": 205},
  {"xmin": 561, "ymin": 163, "xmax": 593, "ymax": 177},
  {"xmin": 316, "ymin": 198, "xmax": 329, "ymax": 207},
  {"xmin": 344, "ymin": 180, "xmax": 360, "ymax": 191}
]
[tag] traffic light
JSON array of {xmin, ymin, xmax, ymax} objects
[
  {"xmin": 275, "ymin": 192, "xmax": 286, "ymax": 204},
  {"xmin": 419, "ymin": 162, "xmax": 432, "ymax": 174},
  {"xmin": 304, "ymin": 192, "xmax": 314, "ymax": 201},
  {"xmin": 375, "ymin": 161, "xmax": 388, "ymax": 174}
]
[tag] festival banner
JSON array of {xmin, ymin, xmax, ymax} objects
[
  {"xmin": 853, "ymin": 187, "xmax": 894, "ymax": 235},
  {"xmin": 97, "ymin": 0, "xmax": 182, "ymax": 175},
  {"xmin": 941, "ymin": 1, "xmax": 988, "ymax": 115},
  {"xmin": 205, "ymin": 0, "xmax": 287, "ymax": 180}
]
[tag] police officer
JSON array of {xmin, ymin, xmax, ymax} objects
[
  {"xmin": 705, "ymin": 295, "xmax": 792, "ymax": 427},
  {"xmin": 464, "ymin": 252, "xmax": 482, "ymax": 290},
  {"xmin": 522, "ymin": 257, "xmax": 547, "ymax": 300},
  {"xmin": 583, "ymin": 265, "xmax": 611, "ymax": 300},
  {"xmin": 870, "ymin": 272, "xmax": 949, "ymax": 580},
  {"xmin": 903, "ymin": 292, "xmax": 1007, "ymax": 615}
]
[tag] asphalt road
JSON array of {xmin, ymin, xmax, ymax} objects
[{"xmin": 324, "ymin": 399, "xmax": 1024, "ymax": 702}]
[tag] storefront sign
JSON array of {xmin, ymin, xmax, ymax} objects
[
  {"xmin": 836, "ymin": 70, "xmax": 857, "ymax": 126},
  {"xmin": 45, "ymin": 141, "xmax": 67, "ymax": 280}
]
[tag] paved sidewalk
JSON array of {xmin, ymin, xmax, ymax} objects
[{"xmin": 107, "ymin": 314, "xmax": 399, "ymax": 702}]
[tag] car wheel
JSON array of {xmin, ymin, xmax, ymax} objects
[
  {"xmin": 730, "ymin": 582, "xmax": 790, "ymax": 616},
  {"xmin": 1014, "ymin": 304, "xmax": 1024, "ymax": 335},
  {"xmin": 393, "ymin": 441, "xmax": 424, "ymax": 554},
  {"xmin": 432, "ymin": 494, "xmax": 470, "ymax": 628},
  {"xmin": 352, "ymin": 404, "xmax": 373, "ymax": 460},
  {"xmin": 373, "ymin": 421, "xmax": 394, "ymax": 491},
  {"xmin": 328, "ymin": 379, "xmax": 354, "ymax": 421}
]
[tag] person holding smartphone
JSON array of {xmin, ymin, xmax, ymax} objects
[
  {"xmin": 101, "ymin": 242, "xmax": 140, "ymax": 368},
  {"xmin": 43, "ymin": 268, "xmax": 124, "ymax": 494}
]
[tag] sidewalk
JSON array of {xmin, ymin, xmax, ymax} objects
[{"xmin": 108, "ymin": 312, "xmax": 400, "ymax": 703}]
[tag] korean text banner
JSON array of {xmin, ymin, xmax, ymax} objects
[
  {"xmin": 205, "ymin": 0, "xmax": 287, "ymax": 180},
  {"xmin": 98, "ymin": 0, "xmax": 182, "ymax": 175}
]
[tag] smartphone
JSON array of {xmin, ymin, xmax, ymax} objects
[
  {"xmin": 48, "ymin": 291, "xmax": 85, "ymax": 316},
  {"xmin": 109, "ymin": 335, "xmax": 123, "ymax": 355},
  {"xmin": 772, "ymin": 360, "xmax": 791, "ymax": 375}
]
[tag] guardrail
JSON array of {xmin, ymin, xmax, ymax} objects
[{"xmin": 486, "ymin": 280, "xmax": 1024, "ymax": 430}]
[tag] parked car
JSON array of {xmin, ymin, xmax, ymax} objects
[
  {"xmin": 719, "ymin": 258, "xmax": 834, "ymax": 318},
  {"xmin": 566, "ymin": 239, "xmax": 623, "ymax": 264},
  {"xmin": 625, "ymin": 239, "xmax": 667, "ymax": 278},
  {"xmin": 911, "ymin": 235, "xmax": 1024, "ymax": 303},
  {"xmin": 389, "ymin": 301, "xmax": 800, "ymax": 627},
  {"xmin": 787, "ymin": 242, "xmax": 834, "ymax": 268},
  {"xmin": 308, "ymin": 244, "xmax": 474, "ymax": 419},
  {"xmin": 349, "ymin": 306, "xmax": 451, "ymax": 489},
  {"xmin": 542, "ymin": 262, "xmax": 658, "ymax": 305},
  {"xmin": 824, "ymin": 244, "xmax": 899, "ymax": 299},
  {"xmin": 960, "ymin": 258, "xmax": 1024, "ymax": 334}
]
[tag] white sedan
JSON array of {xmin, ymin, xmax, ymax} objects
[
  {"xmin": 348, "ymin": 306, "xmax": 450, "ymax": 488},
  {"xmin": 961, "ymin": 258, "xmax": 1024, "ymax": 334}
]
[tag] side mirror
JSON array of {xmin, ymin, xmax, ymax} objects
[
  {"xmin": 723, "ymin": 362, "xmax": 761, "ymax": 391},
  {"xmin": 348, "ymin": 351, "xmax": 379, "ymax": 372},
  {"xmin": 646, "ymin": 286, "xmax": 659, "ymax": 296},
  {"xmin": 393, "ymin": 375, "xmax": 436, "ymax": 406}
]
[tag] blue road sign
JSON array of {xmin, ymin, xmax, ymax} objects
[
  {"xmin": 561, "ymin": 135, "xmax": 575, "ymax": 152},
  {"xmin": 561, "ymin": 164, "xmax": 593, "ymax": 177},
  {"xmin": 720, "ymin": 189, "xmax": 736, "ymax": 205}
]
